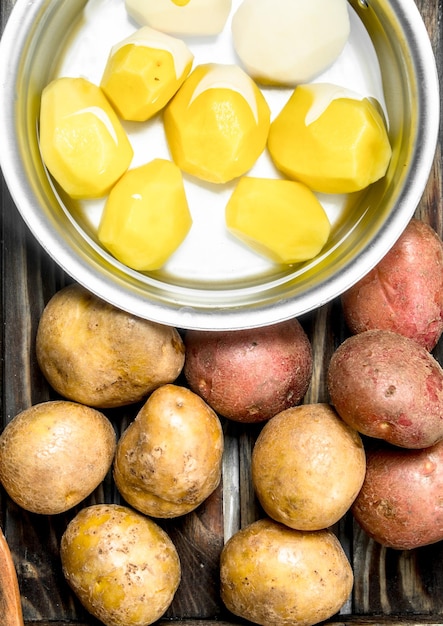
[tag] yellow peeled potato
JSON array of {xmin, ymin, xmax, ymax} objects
[
  {"xmin": 36, "ymin": 283, "xmax": 185, "ymax": 408},
  {"xmin": 220, "ymin": 518, "xmax": 353, "ymax": 626},
  {"xmin": 0, "ymin": 401, "xmax": 116, "ymax": 515},
  {"xmin": 61, "ymin": 504, "xmax": 180, "ymax": 626},
  {"xmin": 39, "ymin": 77, "xmax": 133, "ymax": 198},
  {"xmin": 100, "ymin": 27, "xmax": 194, "ymax": 122},
  {"xmin": 164, "ymin": 63, "xmax": 270, "ymax": 183},
  {"xmin": 98, "ymin": 159, "xmax": 192, "ymax": 271},
  {"xmin": 251, "ymin": 403, "xmax": 366, "ymax": 530},
  {"xmin": 114, "ymin": 384, "xmax": 224, "ymax": 518},
  {"xmin": 225, "ymin": 176, "xmax": 331, "ymax": 264},
  {"xmin": 268, "ymin": 83, "xmax": 392, "ymax": 193}
]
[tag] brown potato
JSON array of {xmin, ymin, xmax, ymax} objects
[
  {"xmin": 0, "ymin": 401, "xmax": 116, "ymax": 515},
  {"xmin": 342, "ymin": 218, "xmax": 443, "ymax": 351},
  {"xmin": 352, "ymin": 439, "xmax": 443, "ymax": 550},
  {"xmin": 36, "ymin": 283, "xmax": 185, "ymax": 408},
  {"xmin": 114, "ymin": 384, "xmax": 224, "ymax": 518},
  {"xmin": 252, "ymin": 403, "xmax": 366, "ymax": 530},
  {"xmin": 220, "ymin": 518, "xmax": 353, "ymax": 626},
  {"xmin": 183, "ymin": 319, "xmax": 313, "ymax": 423},
  {"xmin": 60, "ymin": 504, "xmax": 180, "ymax": 626},
  {"xmin": 327, "ymin": 329, "xmax": 443, "ymax": 448}
]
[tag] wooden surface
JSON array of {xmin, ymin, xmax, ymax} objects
[{"xmin": 0, "ymin": 0, "xmax": 442, "ymax": 624}]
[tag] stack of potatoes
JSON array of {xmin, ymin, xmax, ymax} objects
[{"xmin": 0, "ymin": 216, "xmax": 443, "ymax": 626}]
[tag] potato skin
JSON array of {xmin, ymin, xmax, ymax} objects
[
  {"xmin": 36, "ymin": 283, "xmax": 185, "ymax": 408},
  {"xmin": 0, "ymin": 401, "xmax": 116, "ymax": 515},
  {"xmin": 220, "ymin": 518, "xmax": 353, "ymax": 626},
  {"xmin": 251, "ymin": 403, "xmax": 366, "ymax": 530},
  {"xmin": 60, "ymin": 504, "xmax": 180, "ymax": 626},
  {"xmin": 352, "ymin": 440, "xmax": 443, "ymax": 549},
  {"xmin": 114, "ymin": 384, "xmax": 224, "ymax": 518},
  {"xmin": 342, "ymin": 218, "xmax": 443, "ymax": 351},
  {"xmin": 183, "ymin": 319, "xmax": 312, "ymax": 423},
  {"xmin": 327, "ymin": 329, "xmax": 443, "ymax": 448}
]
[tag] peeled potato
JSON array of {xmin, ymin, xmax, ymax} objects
[
  {"xmin": 0, "ymin": 401, "xmax": 116, "ymax": 515},
  {"xmin": 61, "ymin": 504, "xmax": 180, "ymax": 626},
  {"xmin": 268, "ymin": 83, "xmax": 392, "ymax": 194},
  {"xmin": 220, "ymin": 518, "xmax": 353, "ymax": 626},
  {"xmin": 225, "ymin": 176, "xmax": 331, "ymax": 264},
  {"xmin": 39, "ymin": 77, "xmax": 133, "ymax": 198},
  {"xmin": 125, "ymin": 0, "xmax": 232, "ymax": 36},
  {"xmin": 100, "ymin": 27, "xmax": 194, "ymax": 122},
  {"xmin": 36, "ymin": 283, "xmax": 185, "ymax": 408},
  {"xmin": 114, "ymin": 384, "xmax": 224, "ymax": 518},
  {"xmin": 164, "ymin": 63, "xmax": 270, "ymax": 184},
  {"xmin": 231, "ymin": 0, "xmax": 350, "ymax": 85},
  {"xmin": 252, "ymin": 403, "xmax": 366, "ymax": 530},
  {"xmin": 98, "ymin": 159, "xmax": 192, "ymax": 271}
]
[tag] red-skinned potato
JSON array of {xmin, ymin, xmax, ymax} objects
[
  {"xmin": 341, "ymin": 218, "xmax": 443, "ymax": 351},
  {"xmin": 327, "ymin": 329, "xmax": 443, "ymax": 448},
  {"xmin": 183, "ymin": 319, "xmax": 312, "ymax": 423},
  {"xmin": 352, "ymin": 439, "xmax": 443, "ymax": 550}
]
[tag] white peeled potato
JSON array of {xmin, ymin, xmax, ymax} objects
[
  {"xmin": 125, "ymin": 0, "xmax": 232, "ymax": 36},
  {"xmin": 231, "ymin": 0, "xmax": 350, "ymax": 85}
]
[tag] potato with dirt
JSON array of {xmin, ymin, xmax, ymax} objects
[
  {"xmin": 60, "ymin": 504, "xmax": 180, "ymax": 626},
  {"xmin": 327, "ymin": 329, "xmax": 443, "ymax": 448},
  {"xmin": 183, "ymin": 319, "xmax": 312, "ymax": 423},
  {"xmin": 114, "ymin": 384, "xmax": 223, "ymax": 518},
  {"xmin": 220, "ymin": 517, "xmax": 353, "ymax": 626},
  {"xmin": 36, "ymin": 283, "xmax": 185, "ymax": 408},
  {"xmin": 252, "ymin": 403, "xmax": 366, "ymax": 530},
  {"xmin": 352, "ymin": 438, "xmax": 443, "ymax": 549},
  {"xmin": 0, "ymin": 401, "xmax": 116, "ymax": 515},
  {"xmin": 341, "ymin": 218, "xmax": 443, "ymax": 351}
]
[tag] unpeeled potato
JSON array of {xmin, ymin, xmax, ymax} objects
[
  {"xmin": 184, "ymin": 319, "xmax": 313, "ymax": 423},
  {"xmin": 220, "ymin": 517, "xmax": 353, "ymax": 626},
  {"xmin": 328, "ymin": 329, "xmax": 443, "ymax": 448},
  {"xmin": 60, "ymin": 504, "xmax": 181, "ymax": 626},
  {"xmin": 342, "ymin": 218, "xmax": 443, "ymax": 351},
  {"xmin": 114, "ymin": 384, "xmax": 224, "ymax": 518},
  {"xmin": 251, "ymin": 403, "xmax": 366, "ymax": 530},
  {"xmin": 352, "ymin": 439, "xmax": 443, "ymax": 550},
  {"xmin": 0, "ymin": 401, "xmax": 116, "ymax": 515},
  {"xmin": 36, "ymin": 283, "xmax": 185, "ymax": 408}
]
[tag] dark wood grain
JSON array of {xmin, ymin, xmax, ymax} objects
[{"xmin": 1, "ymin": 0, "xmax": 442, "ymax": 624}]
